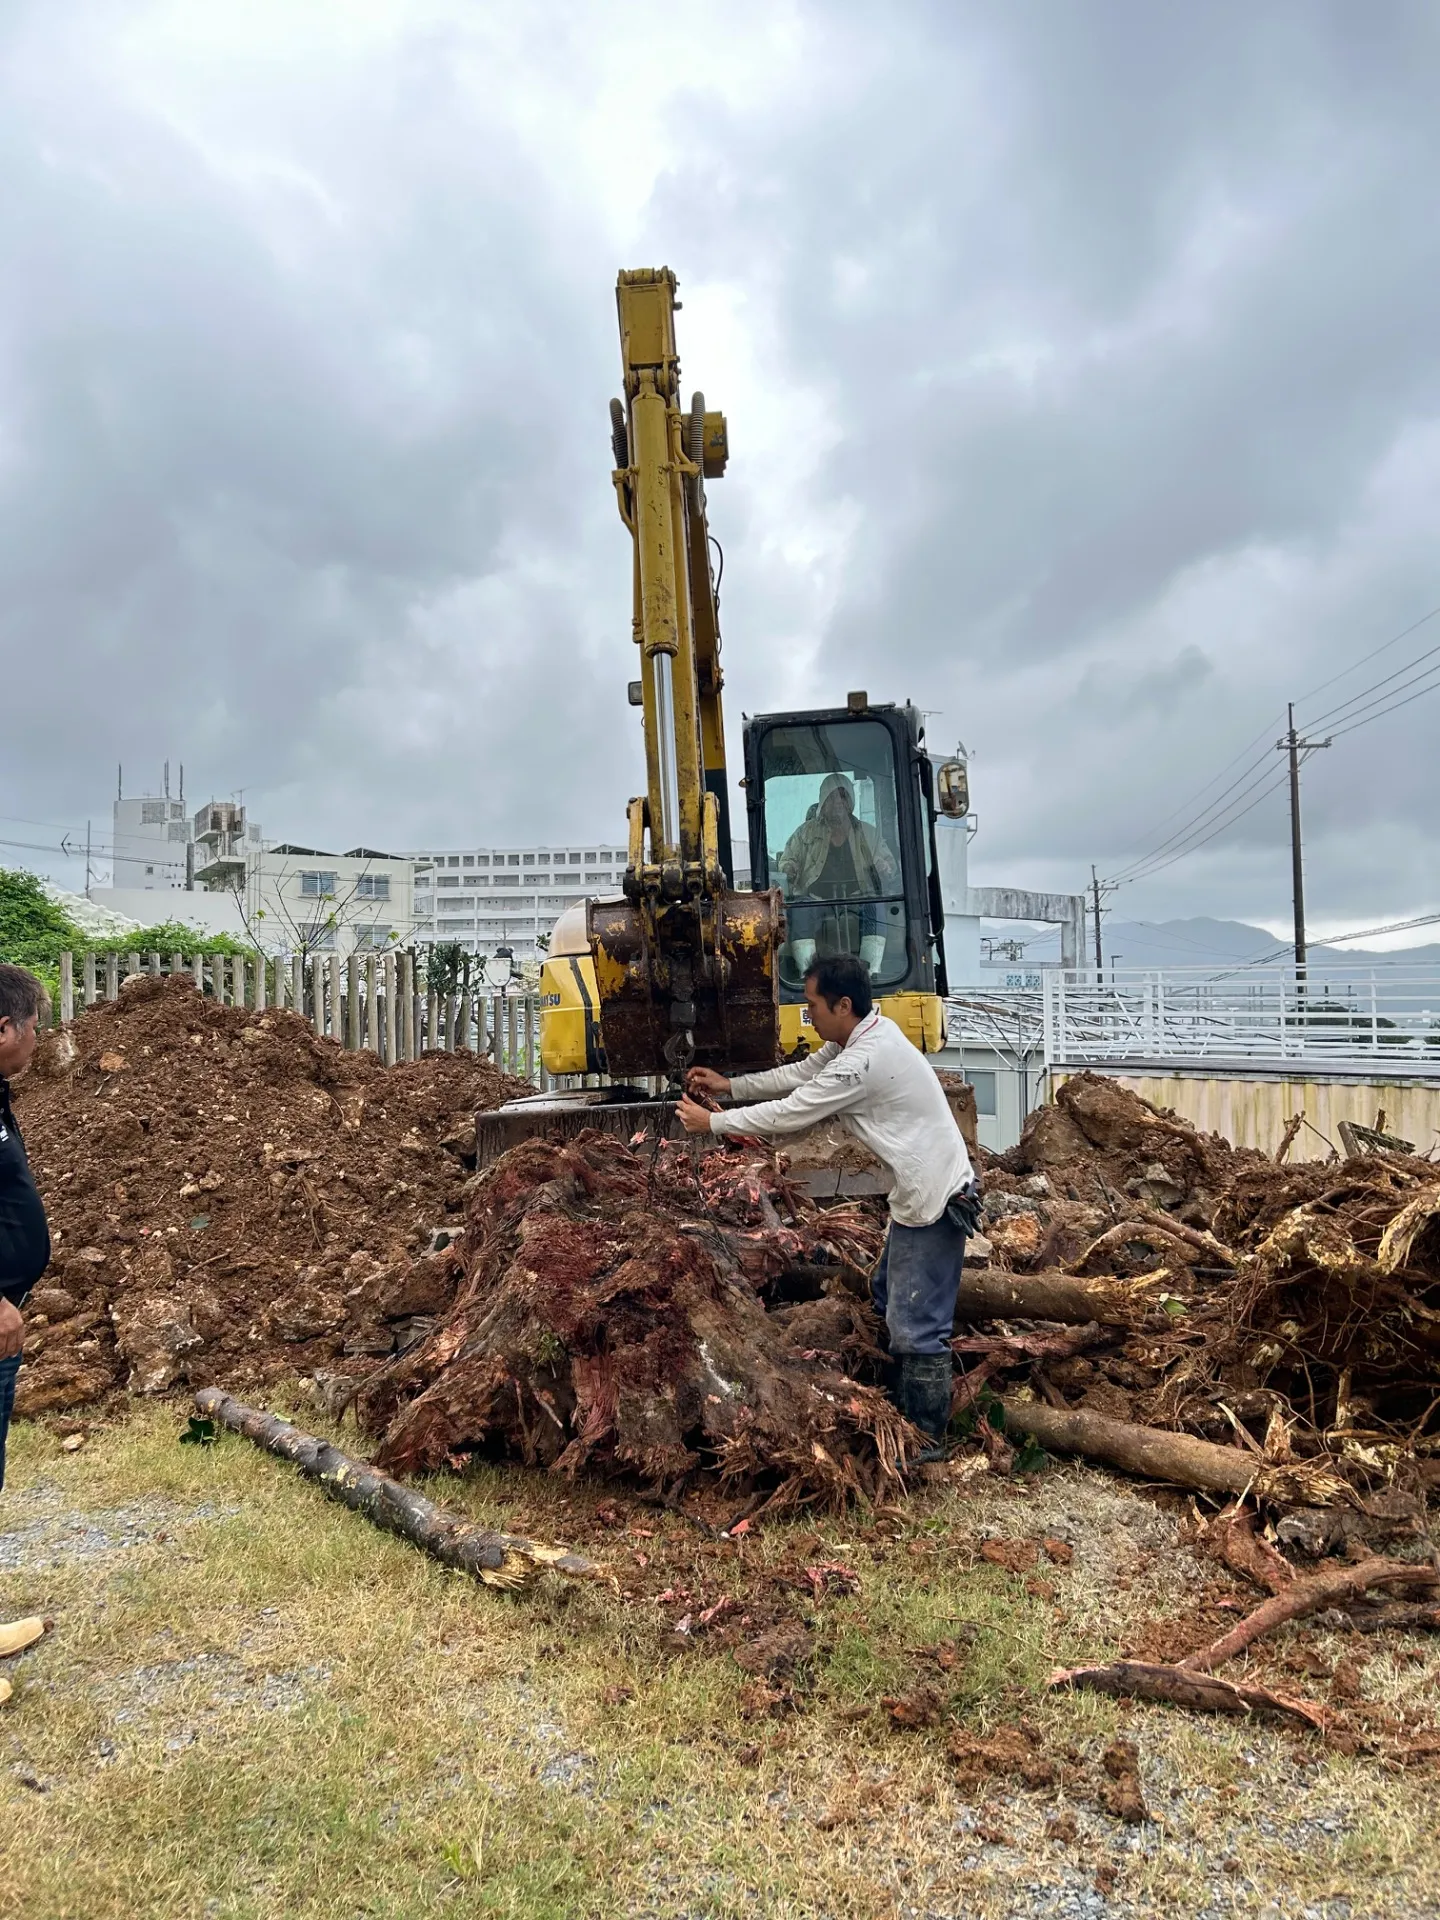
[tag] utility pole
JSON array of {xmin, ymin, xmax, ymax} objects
[
  {"xmin": 1090, "ymin": 866, "xmax": 1103, "ymax": 974},
  {"xmin": 1277, "ymin": 702, "xmax": 1331, "ymax": 1000}
]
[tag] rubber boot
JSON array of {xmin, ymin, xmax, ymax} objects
[{"xmin": 896, "ymin": 1353, "xmax": 954, "ymax": 1463}]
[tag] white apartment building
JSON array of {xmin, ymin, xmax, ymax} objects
[
  {"xmin": 243, "ymin": 846, "xmax": 416, "ymax": 958},
  {"xmin": 410, "ymin": 843, "xmax": 630, "ymax": 959}
]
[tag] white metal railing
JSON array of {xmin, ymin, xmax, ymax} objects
[{"xmin": 1043, "ymin": 966, "xmax": 1440, "ymax": 1076}]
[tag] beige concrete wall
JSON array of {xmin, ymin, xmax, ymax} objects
[{"xmin": 1052, "ymin": 1069, "xmax": 1440, "ymax": 1161}]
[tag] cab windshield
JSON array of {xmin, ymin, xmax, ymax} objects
[{"xmin": 759, "ymin": 719, "xmax": 907, "ymax": 991}]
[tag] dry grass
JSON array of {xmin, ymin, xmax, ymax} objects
[{"xmin": 2, "ymin": 1405, "xmax": 1439, "ymax": 1918}]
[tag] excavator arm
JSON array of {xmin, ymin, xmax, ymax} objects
[{"xmin": 587, "ymin": 269, "xmax": 781, "ymax": 1076}]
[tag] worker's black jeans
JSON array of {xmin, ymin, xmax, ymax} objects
[{"xmin": 870, "ymin": 1211, "xmax": 967, "ymax": 1356}]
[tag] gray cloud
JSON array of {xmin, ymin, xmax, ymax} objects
[{"xmin": 2, "ymin": 1, "xmax": 1437, "ymax": 940}]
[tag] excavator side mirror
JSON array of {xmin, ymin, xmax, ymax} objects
[{"xmin": 936, "ymin": 759, "xmax": 969, "ymax": 818}]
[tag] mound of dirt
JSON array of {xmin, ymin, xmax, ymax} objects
[
  {"xmin": 357, "ymin": 1127, "xmax": 902, "ymax": 1507},
  {"xmin": 13, "ymin": 975, "xmax": 530, "ymax": 1416}
]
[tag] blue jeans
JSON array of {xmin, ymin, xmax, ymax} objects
[
  {"xmin": 0, "ymin": 1352, "xmax": 19, "ymax": 1493},
  {"xmin": 871, "ymin": 1213, "xmax": 968, "ymax": 1357}
]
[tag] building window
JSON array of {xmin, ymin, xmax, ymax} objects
[
  {"xmin": 167, "ymin": 823, "xmax": 188, "ymax": 842},
  {"xmin": 968, "ymin": 1070, "xmax": 998, "ymax": 1117},
  {"xmin": 523, "ymin": 854, "xmax": 535, "ymax": 865},
  {"xmin": 437, "ymin": 874, "xmax": 459, "ymax": 888},
  {"xmin": 355, "ymin": 925, "xmax": 394, "ymax": 950},
  {"xmin": 300, "ymin": 871, "xmax": 337, "ymax": 897},
  {"xmin": 584, "ymin": 852, "xmax": 596, "ymax": 862},
  {"xmin": 140, "ymin": 801, "xmax": 165, "ymax": 825},
  {"xmin": 569, "ymin": 853, "xmax": 582, "ymax": 864},
  {"xmin": 600, "ymin": 852, "xmax": 613, "ymax": 862},
  {"xmin": 355, "ymin": 873, "xmax": 390, "ymax": 900},
  {"xmin": 301, "ymin": 923, "xmax": 338, "ymax": 950},
  {"xmin": 463, "ymin": 855, "xmax": 474, "ymax": 866},
  {"xmin": 493, "ymin": 876, "xmax": 519, "ymax": 888},
  {"xmin": 448, "ymin": 855, "xmax": 460, "ymax": 867},
  {"xmin": 585, "ymin": 872, "xmax": 606, "ymax": 883},
  {"xmin": 508, "ymin": 854, "xmax": 521, "ymax": 866}
]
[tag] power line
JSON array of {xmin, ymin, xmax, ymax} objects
[
  {"xmin": 1110, "ymin": 759, "xmax": 1294, "ymax": 888},
  {"xmin": 1328, "ymin": 667, "xmax": 1440, "ymax": 740},
  {"xmin": 1292, "ymin": 600, "xmax": 1440, "ymax": 714}
]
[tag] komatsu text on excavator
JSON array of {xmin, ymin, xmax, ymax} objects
[{"xmin": 480, "ymin": 268, "xmax": 967, "ymax": 1156}]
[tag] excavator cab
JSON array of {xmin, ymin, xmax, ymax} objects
[{"xmin": 744, "ymin": 697, "xmax": 952, "ymax": 1057}]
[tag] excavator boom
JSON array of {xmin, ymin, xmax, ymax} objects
[{"xmin": 586, "ymin": 269, "xmax": 781, "ymax": 1077}]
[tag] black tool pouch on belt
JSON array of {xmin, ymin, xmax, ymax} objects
[{"xmin": 943, "ymin": 1179, "xmax": 984, "ymax": 1238}]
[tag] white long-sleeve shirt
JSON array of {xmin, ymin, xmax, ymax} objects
[{"xmin": 709, "ymin": 1010, "xmax": 974, "ymax": 1227}]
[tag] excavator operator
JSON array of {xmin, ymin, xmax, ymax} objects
[
  {"xmin": 778, "ymin": 773, "xmax": 898, "ymax": 981},
  {"xmin": 676, "ymin": 952, "xmax": 980, "ymax": 1460}
]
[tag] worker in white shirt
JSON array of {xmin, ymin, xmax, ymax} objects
[{"xmin": 677, "ymin": 952, "xmax": 980, "ymax": 1458}]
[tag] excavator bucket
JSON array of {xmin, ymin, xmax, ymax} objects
[{"xmin": 587, "ymin": 885, "xmax": 784, "ymax": 1079}]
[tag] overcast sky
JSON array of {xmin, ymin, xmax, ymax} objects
[{"xmin": 3, "ymin": 1, "xmax": 1438, "ymax": 944}]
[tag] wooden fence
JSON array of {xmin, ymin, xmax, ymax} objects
[{"xmin": 53, "ymin": 950, "xmax": 545, "ymax": 1084}]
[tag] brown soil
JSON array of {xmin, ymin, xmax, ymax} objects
[{"xmin": 13, "ymin": 975, "xmax": 530, "ymax": 1416}]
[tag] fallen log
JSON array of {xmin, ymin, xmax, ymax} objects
[
  {"xmin": 195, "ymin": 1389, "xmax": 600, "ymax": 1592},
  {"xmin": 957, "ymin": 1270, "xmax": 1160, "ymax": 1328},
  {"xmin": 1049, "ymin": 1659, "xmax": 1327, "ymax": 1729},
  {"xmin": 998, "ymin": 1398, "xmax": 1350, "ymax": 1504},
  {"xmin": 1182, "ymin": 1554, "xmax": 1438, "ymax": 1672}
]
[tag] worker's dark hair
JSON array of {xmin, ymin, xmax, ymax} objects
[
  {"xmin": 0, "ymin": 964, "xmax": 48, "ymax": 1030},
  {"xmin": 804, "ymin": 952, "xmax": 873, "ymax": 1019}
]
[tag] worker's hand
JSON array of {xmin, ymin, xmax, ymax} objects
[
  {"xmin": 685, "ymin": 1067, "xmax": 730, "ymax": 1099},
  {"xmin": 676, "ymin": 1095, "xmax": 716, "ymax": 1136},
  {"xmin": 0, "ymin": 1298, "xmax": 23, "ymax": 1361}
]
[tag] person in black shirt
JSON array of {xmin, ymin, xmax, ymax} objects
[{"xmin": 0, "ymin": 964, "xmax": 51, "ymax": 1494}]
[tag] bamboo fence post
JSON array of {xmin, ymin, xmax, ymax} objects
[
  {"xmin": 58, "ymin": 953, "xmax": 74, "ymax": 1024},
  {"xmin": 192, "ymin": 952, "xmax": 205, "ymax": 994},
  {"xmin": 329, "ymin": 954, "xmax": 343, "ymax": 1041},
  {"xmin": 126, "ymin": 952, "xmax": 141, "ymax": 981},
  {"xmin": 444, "ymin": 992, "xmax": 458, "ymax": 1052},
  {"xmin": 169, "ymin": 950, "xmax": 184, "ymax": 987},
  {"xmin": 346, "ymin": 956, "xmax": 360, "ymax": 1050},
  {"xmin": 254, "ymin": 952, "xmax": 268, "ymax": 1012},
  {"xmin": 291, "ymin": 954, "xmax": 304, "ymax": 1013},
  {"xmin": 105, "ymin": 954, "xmax": 119, "ymax": 1000},
  {"xmin": 383, "ymin": 953, "xmax": 399, "ymax": 1066},
  {"xmin": 426, "ymin": 990, "xmax": 439, "ymax": 1054},
  {"xmin": 147, "ymin": 950, "xmax": 162, "ymax": 977},
  {"xmin": 363, "ymin": 957, "xmax": 378, "ymax": 1052},
  {"xmin": 400, "ymin": 954, "xmax": 416, "ymax": 1061},
  {"xmin": 458, "ymin": 990, "xmax": 473, "ymax": 1053},
  {"xmin": 506, "ymin": 995, "xmax": 518, "ymax": 1076},
  {"xmin": 310, "ymin": 956, "xmax": 325, "ymax": 1038},
  {"xmin": 233, "ymin": 954, "xmax": 248, "ymax": 1010},
  {"xmin": 82, "ymin": 951, "xmax": 97, "ymax": 1008}
]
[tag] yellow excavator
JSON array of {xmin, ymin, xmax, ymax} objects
[{"xmin": 482, "ymin": 268, "xmax": 966, "ymax": 1154}]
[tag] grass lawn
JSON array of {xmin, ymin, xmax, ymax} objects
[{"xmin": 2, "ymin": 1404, "xmax": 1438, "ymax": 1919}]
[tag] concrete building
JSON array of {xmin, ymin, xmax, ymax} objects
[
  {"xmin": 242, "ymin": 846, "xmax": 416, "ymax": 957},
  {"xmin": 111, "ymin": 793, "xmax": 191, "ymax": 891},
  {"xmin": 193, "ymin": 801, "xmax": 262, "ymax": 890},
  {"xmin": 410, "ymin": 843, "xmax": 630, "ymax": 960}
]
